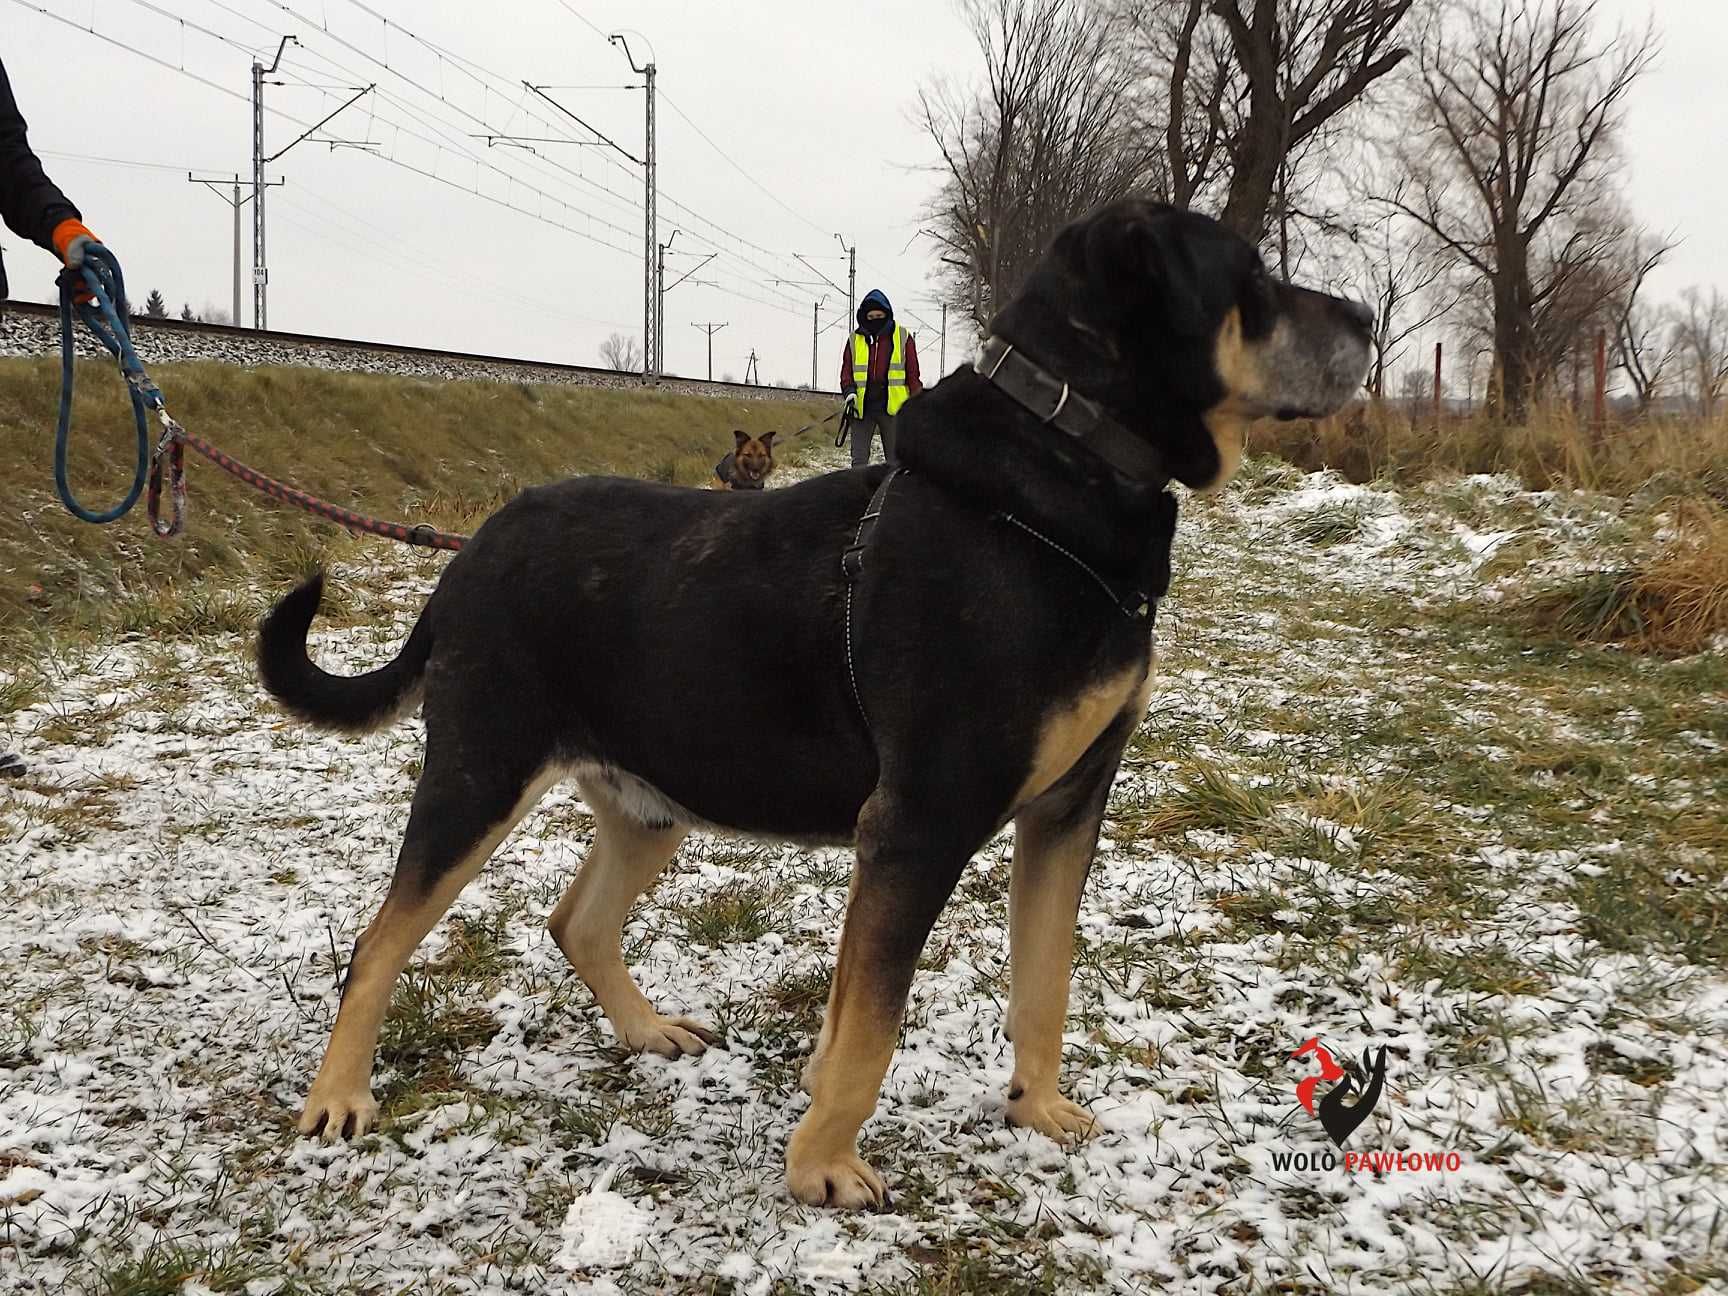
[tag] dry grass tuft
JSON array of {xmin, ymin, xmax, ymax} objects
[
  {"xmin": 1253, "ymin": 400, "xmax": 1728, "ymax": 498},
  {"xmin": 1520, "ymin": 501, "xmax": 1728, "ymax": 655}
]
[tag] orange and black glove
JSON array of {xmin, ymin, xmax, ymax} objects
[{"xmin": 51, "ymin": 219, "xmax": 102, "ymax": 304}]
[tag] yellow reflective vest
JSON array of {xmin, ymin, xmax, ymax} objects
[{"xmin": 849, "ymin": 325, "xmax": 910, "ymax": 417}]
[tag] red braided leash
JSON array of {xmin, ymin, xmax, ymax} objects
[{"xmin": 147, "ymin": 421, "xmax": 469, "ymax": 551}]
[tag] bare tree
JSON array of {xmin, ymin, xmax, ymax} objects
[
  {"xmin": 1123, "ymin": 0, "xmax": 1421, "ymax": 257},
  {"xmin": 1610, "ymin": 233, "xmax": 1674, "ymax": 415},
  {"xmin": 1674, "ymin": 288, "xmax": 1728, "ymax": 420},
  {"xmin": 599, "ymin": 332, "xmax": 643, "ymax": 373},
  {"xmin": 1394, "ymin": 0, "xmax": 1656, "ymax": 422},
  {"xmin": 920, "ymin": 0, "xmax": 1161, "ymax": 330},
  {"xmin": 1354, "ymin": 186, "xmax": 1460, "ymax": 397}
]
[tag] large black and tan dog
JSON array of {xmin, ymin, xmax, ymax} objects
[{"xmin": 259, "ymin": 198, "xmax": 1371, "ymax": 1208}]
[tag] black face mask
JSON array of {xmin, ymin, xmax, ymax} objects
[{"xmin": 863, "ymin": 314, "xmax": 889, "ymax": 337}]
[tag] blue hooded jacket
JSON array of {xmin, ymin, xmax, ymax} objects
[{"xmin": 856, "ymin": 288, "xmax": 893, "ymax": 333}]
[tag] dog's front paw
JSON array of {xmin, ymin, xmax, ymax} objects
[
  {"xmin": 786, "ymin": 1147, "xmax": 887, "ymax": 1210},
  {"xmin": 613, "ymin": 1012, "xmax": 722, "ymax": 1058},
  {"xmin": 1005, "ymin": 1086, "xmax": 1096, "ymax": 1145},
  {"xmin": 298, "ymin": 1084, "xmax": 380, "ymax": 1142}
]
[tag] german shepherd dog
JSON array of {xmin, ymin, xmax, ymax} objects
[
  {"xmin": 712, "ymin": 429, "xmax": 776, "ymax": 490},
  {"xmin": 258, "ymin": 199, "xmax": 1372, "ymax": 1208}
]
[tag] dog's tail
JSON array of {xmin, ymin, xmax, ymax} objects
[{"xmin": 258, "ymin": 571, "xmax": 432, "ymax": 734}]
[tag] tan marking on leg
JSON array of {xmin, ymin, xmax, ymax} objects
[
  {"xmin": 801, "ymin": 870, "xmax": 859, "ymax": 1096},
  {"xmin": 1006, "ymin": 665, "xmax": 1155, "ymax": 1142},
  {"xmin": 1004, "ymin": 812, "xmax": 1099, "ymax": 1144},
  {"xmin": 1014, "ymin": 664, "xmax": 1150, "ymax": 811},
  {"xmin": 300, "ymin": 768, "xmax": 560, "ymax": 1141},
  {"xmin": 550, "ymin": 783, "xmax": 716, "ymax": 1057},
  {"xmin": 786, "ymin": 900, "xmax": 896, "ymax": 1210}
]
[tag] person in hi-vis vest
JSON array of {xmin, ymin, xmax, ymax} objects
[{"xmin": 839, "ymin": 288, "xmax": 922, "ymax": 467}]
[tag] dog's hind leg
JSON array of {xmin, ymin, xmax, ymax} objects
[
  {"xmin": 786, "ymin": 790, "xmax": 981, "ymax": 1210},
  {"xmin": 1003, "ymin": 707, "xmax": 1141, "ymax": 1145},
  {"xmin": 549, "ymin": 782, "xmax": 719, "ymax": 1057},
  {"xmin": 298, "ymin": 740, "xmax": 558, "ymax": 1142}
]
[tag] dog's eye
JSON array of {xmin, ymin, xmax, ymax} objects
[{"xmin": 1241, "ymin": 264, "xmax": 1277, "ymax": 332}]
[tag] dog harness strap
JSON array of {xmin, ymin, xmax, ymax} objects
[
  {"xmin": 842, "ymin": 468, "xmax": 899, "ymax": 582},
  {"xmin": 974, "ymin": 336, "xmax": 1167, "ymax": 486},
  {"xmin": 997, "ymin": 512, "xmax": 1155, "ymax": 623},
  {"xmin": 842, "ymin": 467, "xmax": 901, "ymax": 727}
]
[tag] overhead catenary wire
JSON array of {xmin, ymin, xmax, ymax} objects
[
  {"xmin": 532, "ymin": 0, "xmax": 847, "ymax": 301},
  {"xmin": 657, "ymin": 89, "xmax": 837, "ymax": 244},
  {"xmin": 316, "ymin": 0, "xmax": 815, "ymax": 291},
  {"xmin": 250, "ymin": 0, "xmax": 814, "ymax": 315},
  {"xmin": 36, "ymin": 143, "xmax": 638, "ymax": 331},
  {"xmin": 19, "ymin": 0, "xmax": 931, "ymax": 378},
  {"xmin": 15, "ymin": 0, "xmax": 645, "ymax": 262},
  {"xmin": 242, "ymin": 0, "xmax": 648, "ymax": 235},
  {"xmin": 34, "ymin": 0, "xmax": 647, "ymax": 251}
]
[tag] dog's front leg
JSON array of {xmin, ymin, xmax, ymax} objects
[
  {"xmin": 1004, "ymin": 710, "xmax": 1138, "ymax": 1144},
  {"xmin": 787, "ymin": 792, "xmax": 972, "ymax": 1210}
]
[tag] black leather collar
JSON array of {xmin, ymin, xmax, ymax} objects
[{"xmin": 975, "ymin": 335, "xmax": 1167, "ymax": 487}]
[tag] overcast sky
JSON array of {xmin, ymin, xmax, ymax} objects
[{"xmin": 2, "ymin": 0, "xmax": 1716, "ymax": 388}]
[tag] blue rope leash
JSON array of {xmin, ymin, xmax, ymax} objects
[{"xmin": 54, "ymin": 245, "xmax": 177, "ymax": 525}]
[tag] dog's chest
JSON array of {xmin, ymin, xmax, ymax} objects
[{"xmin": 1014, "ymin": 657, "xmax": 1155, "ymax": 809}]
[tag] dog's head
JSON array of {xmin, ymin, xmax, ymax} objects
[
  {"xmin": 995, "ymin": 196, "xmax": 1373, "ymax": 491},
  {"xmin": 731, "ymin": 430, "xmax": 776, "ymax": 484}
]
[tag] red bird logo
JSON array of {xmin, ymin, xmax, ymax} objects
[
  {"xmin": 1292, "ymin": 1036, "xmax": 1389, "ymax": 1147},
  {"xmin": 1292, "ymin": 1037, "xmax": 1345, "ymax": 1115}
]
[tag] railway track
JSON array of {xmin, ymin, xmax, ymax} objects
[{"xmin": 0, "ymin": 299, "xmax": 827, "ymax": 404}]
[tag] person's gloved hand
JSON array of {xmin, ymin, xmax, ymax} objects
[
  {"xmin": 51, "ymin": 219, "xmax": 102, "ymax": 305},
  {"xmin": 52, "ymin": 218, "xmax": 101, "ymax": 268}
]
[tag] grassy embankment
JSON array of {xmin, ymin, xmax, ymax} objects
[{"xmin": 0, "ymin": 356, "xmax": 834, "ymax": 656}]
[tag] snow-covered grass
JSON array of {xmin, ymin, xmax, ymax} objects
[{"xmin": 2, "ymin": 454, "xmax": 1725, "ymax": 1295}]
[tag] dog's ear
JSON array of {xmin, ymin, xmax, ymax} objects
[
  {"xmin": 758, "ymin": 430, "xmax": 777, "ymax": 449},
  {"xmin": 1080, "ymin": 207, "xmax": 1206, "ymax": 338},
  {"xmin": 732, "ymin": 429, "xmax": 750, "ymax": 448}
]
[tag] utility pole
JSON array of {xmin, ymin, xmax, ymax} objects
[
  {"xmin": 940, "ymin": 302, "xmax": 948, "ymax": 374},
  {"xmin": 187, "ymin": 172, "xmax": 254, "ymax": 326},
  {"xmin": 691, "ymin": 321, "xmax": 727, "ymax": 381},
  {"xmin": 777, "ymin": 275, "xmax": 838, "ymax": 391},
  {"xmin": 251, "ymin": 36, "xmax": 371, "ymax": 329},
  {"xmin": 657, "ymin": 230, "xmax": 715, "ymax": 377},
  {"xmin": 744, "ymin": 350, "xmax": 759, "ymax": 385},
  {"xmin": 835, "ymin": 233, "xmax": 856, "ymax": 326},
  {"xmin": 656, "ymin": 233, "xmax": 671, "ymax": 378},
  {"xmin": 611, "ymin": 35, "xmax": 657, "ymax": 384},
  {"xmin": 252, "ymin": 37, "xmax": 294, "ymax": 329}
]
